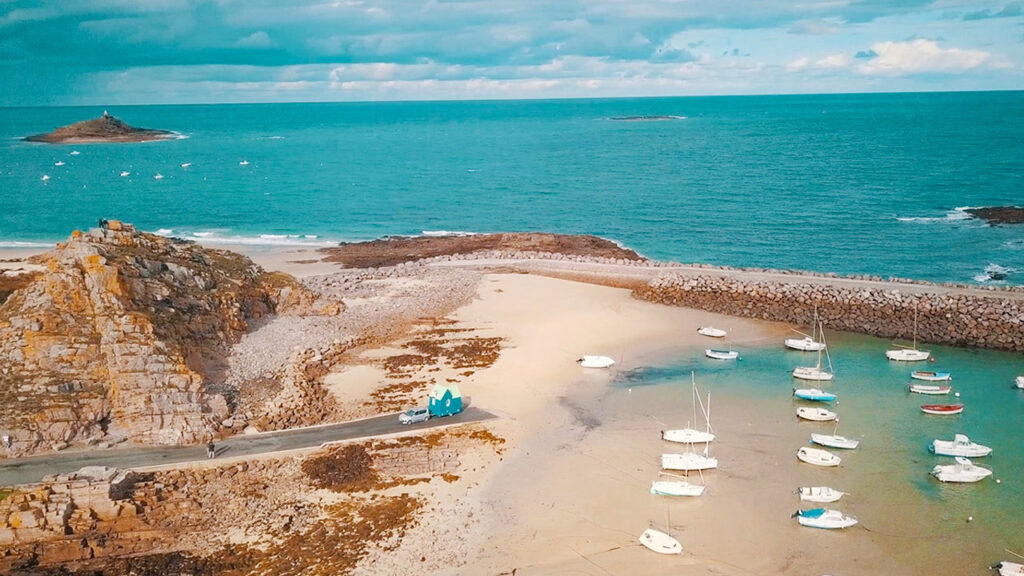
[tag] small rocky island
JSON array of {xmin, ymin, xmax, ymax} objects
[
  {"xmin": 964, "ymin": 206, "xmax": 1024, "ymax": 225},
  {"xmin": 24, "ymin": 111, "xmax": 176, "ymax": 143}
]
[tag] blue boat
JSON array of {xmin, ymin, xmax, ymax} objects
[{"xmin": 793, "ymin": 388, "xmax": 837, "ymax": 402}]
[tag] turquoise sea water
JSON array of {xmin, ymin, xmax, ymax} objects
[
  {"xmin": 2, "ymin": 91, "xmax": 1023, "ymax": 284},
  {"xmin": 617, "ymin": 334, "xmax": 1024, "ymax": 574}
]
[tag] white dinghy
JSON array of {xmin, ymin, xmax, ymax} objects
[
  {"xmin": 909, "ymin": 383, "xmax": 951, "ymax": 395},
  {"xmin": 798, "ymin": 486, "xmax": 845, "ymax": 503},
  {"xmin": 797, "ymin": 406, "xmax": 837, "ymax": 421},
  {"xmin": 639, "ymin": 528, "xmax": 682, "ymax": 554},
  {"xmin": 794, "ymin": 508, "xmax": 858, "ymax": 529},
  {"xmin": 797, "ymin": 446, "xmax": 841, "ymax": 467},
  {"xmin": 930, "ymin": 434, "xmax": 992, "ymax": 458},
  {"xmin": 697, "ymin": 326, "xmax": 727, "ymax": 338},
  {"xmin": 1015, "ymin": 376, "xmax": 1024, "ymax": 389},
  {"xmin": 705, "ymin": 348, "xmax": 738, "ymax": 360},
  {"xmin": 931, "ymin": 456, "xmax": 992, "ymax": 483},
  {"xmin": 577, "ymin": 355, "xmax": 615, "ymax": 368}
]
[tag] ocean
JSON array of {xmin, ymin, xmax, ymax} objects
[{"xmin": 2, "ymin": 91, "xmax": 1023, "ymax": 285}]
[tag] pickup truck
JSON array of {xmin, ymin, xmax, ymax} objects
[{"xmin": 398, "ymin": 407, "xmax": 430, "ymax": 425}]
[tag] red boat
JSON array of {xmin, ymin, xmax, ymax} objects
[{"xmin": 920, "ymin": 404, "xmax": 964, "ymax": 415}]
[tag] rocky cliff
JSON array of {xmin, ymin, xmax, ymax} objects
[{"xmin": 0, "ymin": 224, "xmax": 327, "ymax": 455}]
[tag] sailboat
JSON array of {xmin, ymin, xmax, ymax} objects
[
  {"xmin": 785, "ymin": 306, "xmax": 826, "ymax": 351},
  {"xmin": 650, "ymin": 471, "xmax": 705, "ymax": 497},
  {"xmin": 662, "ymin": 373, "xmax": 715, "ymax": 444},
  {"xmin": 639, "ymin": 508, "xmax": 682, "ymax": 554},
  {"xmin": 810, "ymin": 418, "xmax": 859, "ymax": 449},
  {"xmin": 792, "ymin": 323, "xmax": 833, "ymax": 381},
  {"xmin": 886, "ymin": 307, "xmax": 930, "ymax": 361}
]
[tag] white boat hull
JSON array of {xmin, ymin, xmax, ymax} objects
[
  {"xmin": 810, "ymin": 433, "xmax": 859, "ymax": 450},
  {"xmin": 697, "ymin": 326, "xmax": 727, "ymax": 338},
  {"xmin": 886, "ymin": 349, "xmax": 930, "ymax": 361},
  {"xmin": 639, "ymin": 528, "xmax": 682, "ymax": 554},
  {"xmin": 792, "ymin": 366, "xmax": 833, "ymax": 381},
  {"xmin": 796, "ymin": 508, "xmax": 858, "ymax": 529},
  {"xmin": 998, "ymin": 561, "xmax": 1024, "ymax": 576},
  {"xmin": 662, "ymin": 452, "xmax": 718, "ymax": 471},
  {"xmin": 705, "ymin": 349, "xmax": 738, "ymax": 360},
  {"xmin": 662, "ymin": 428, "xmax": 714, "ymax": 444},
  {"xmin": 785, "ymin": 337, "xmax": 825, "ymax": 351},
  {"xmin": 578, "ymin": 355, "xmax": 615, "ymax": 368},
  {"xmin": 798, "ymin": 486, "xmax": 845, "ymax": 503},
  {"xmin": 931, "ymin": 457, "xmax": 992, "ymax": 483},
  {"xmin": 909, "ymin": 384, "xmax": 951, "ymax": 395},
  {"xmin": 796, "ymin": 407, "xmax": 837, "ymax": 421},
  {"xmin": 797, "ymin": 446, "xmax": 841, "ymax": 467},
  {"xmin": 930, "ymin": 435, "xmax": 992, "ymax": 458},
  {"xmin": 651, "ymin": 480, "xmax": 705, "ymax": 497},
  {"xmin": 1016, "ymin": 376, "xmax": 1024, "ymax": 389},
  {"xmin": 793, "ymin": 388, "xmax": 836, "ymax": 402}
]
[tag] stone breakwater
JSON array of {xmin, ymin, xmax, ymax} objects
[{"xmin": 633, "ymin": 273, "xmax": 1024, "ymax": 352}]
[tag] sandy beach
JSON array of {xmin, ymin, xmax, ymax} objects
[{"xmin": 318, "ymin": 269, "xmax": 908, "ymax": 576}]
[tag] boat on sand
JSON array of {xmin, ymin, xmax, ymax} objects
[
  {"xmin": 797, "ymin": 406, "xmax": 837, "ymax": 421},
  {"xmin": 995, "ymin": 561, "xmax": 1024, "ymax": 575},
  {"xmin": 697, "ymin": 326, "xmax": 727, "ymax": 338},
  {"xmin": 577, "ymin": 355, "xmax": 615, "ymax": 368},
  {"xmin": 798, "ymin": 486, "xmax": 845, "ymax": 503},
  {"xmin": 705, "ymin": 348, "xmax": 738, "ymax": 360},
  {"xmin": 811, "ymin": 433, "xmax": 859, "ymax": 450},
  {"xmin": 797, "ymin": 446, "xmax": 841, "ymax": 467},
  {"xmin": 639, "ymin": 528, "xmax": 682, "ymax": 554},
  {"xmin": 794, "ymin": 508, "xmax": 858, "ymax": 529}
]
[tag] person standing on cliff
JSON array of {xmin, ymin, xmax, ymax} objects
[{"xmin": 206, "ymin": 441, "xmax": 216, "ymax": 459}]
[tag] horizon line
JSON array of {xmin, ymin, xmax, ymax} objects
[{"xmin": 2, "ymin": 87, "xmax": 1022, "ymax": 110}]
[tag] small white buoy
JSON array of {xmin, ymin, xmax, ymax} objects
[
  {"xmin": 967, "ymin": 516, "xmax": 973, "ymax": 522},
  {"xmin": 996, "ymin": 478, "xmax": 1001, "ymax": 484},
  {"xmin": 628, "ymin": 388, "xmax": 632, "ymax": 394}
]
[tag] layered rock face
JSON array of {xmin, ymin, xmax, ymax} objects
[
  {"xmin": 0, "ymin": 224, "xmax": 323, "ymax": 455},
  {"xmin": 635, "ymin": 274, "xmax": 1024, "ymax": 351}
]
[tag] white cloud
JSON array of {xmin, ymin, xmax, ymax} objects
[
  {"xmin": 787, "ymin": 56, "xmax": 809, "ymax": 71},
  {"xmin": 816, "ymin": 53, "xmax": 849, "ymax": 69},
  {"xmin": 236, "ymin": 31, "xmax": 274, "ymax": 48},
  {"xmin": 857, "ymin": 39, "xmax": 990, "ymax": 75}
]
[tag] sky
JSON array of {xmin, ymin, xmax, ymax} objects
[{"xmin": 1, "ymin": 0, "xmax": 1022, "ymax": 106}]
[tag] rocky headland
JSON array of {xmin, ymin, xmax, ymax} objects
[
  {"xmin": 24, "ymin": 113, "xmax": 176, "ymax": 144},
  {"xmin": 0, "ymin": 222, "xmax": 337, "ymax": 456}
]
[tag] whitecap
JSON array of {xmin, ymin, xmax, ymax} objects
[
  {"xmin": 69, "ymin": 150, "xmax": 80, "ymax": 156},
  {"xmin": 153, "ymin": 229, "xmax": 174, "ymax": 236},
  {"xmin": 896, "ymin": 207, "xmax": 977, "ymax": 223},
  {"xmin": 0, "ymin": 241, "xmax": 56, "ymax": 248},
  {"xmin": 421, "ymin": 230, "xmax": 478, "ymax": 238}
]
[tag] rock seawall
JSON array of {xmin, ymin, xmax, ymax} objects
[{"xmin": 634, "ymin": 273, "xmax": 1024, "ymax": 352}]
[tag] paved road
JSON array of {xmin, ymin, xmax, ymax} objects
[{"xmin": 0, "ymin": 407, "xmax": 496, "ymax": 486}]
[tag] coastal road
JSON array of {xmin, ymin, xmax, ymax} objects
[{"xmin": 0, "ymin": 407, "xmax": 496, "ymax": 486}]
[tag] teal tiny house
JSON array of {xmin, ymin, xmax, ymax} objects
[{"xmin": 429, "ymin": 384, "xmax": 462, "ymax": 417}]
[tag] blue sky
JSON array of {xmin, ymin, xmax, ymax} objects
[{"xmin": 1, "ymin": 0, "xmax": 1022, "ymax": 105}]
